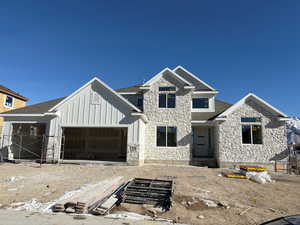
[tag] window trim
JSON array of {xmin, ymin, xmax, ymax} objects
[
  {"xmin": 137, "ymin": 95, "xmax": 143, "ymax": 110},
  {"xmin": 241, "ymin": 117, "xmax": 263, "ymax": 145},
  {"xmin": 192, "ymin": 97, "xmax": 209, "ymax": 109},
  {"xmin": 156, "ymin": 126, "xmax": 177, "ymax": 148},
  {"xmin": 158, "ymin": 87, "xmax": 176, "ymax": 109},
  {"xmin": 3, "ymin": 94, "xmax": 14, "ymax": 109}
]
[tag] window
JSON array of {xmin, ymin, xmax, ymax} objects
[
  {"xmin": 4, "ymin": 95, "xmax": 13, "ymax": 108},
  {"xmin": 157, "ymin": 126, "xmax": 177, "ymax": 147},
  {"xmin": 192, "ymin": 98, "xmax": 209, "ymax": 108},
  {"xmin": 241, "ymin": 117, "xmax": 263, "ymax": 144},
  {"xmin": 241, "ymin": 117, "xmax": 261, "ymax": 123},
  {"xmin": 137, "ymin": 95, "xmax": 143, "ymax": 110},
  {"xmin": 159, "ymin": 86, "xmax": 176, "ymax": 91},
  {"xmin": 158, "ymin": 86, "xmax": 176, "ymax": 108}
]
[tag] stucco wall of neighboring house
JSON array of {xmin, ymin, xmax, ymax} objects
[
  {"xmin": 143, "ymin": 72, "xmax": 192, "ymax": 163},
  {"xmin": 217, "ymin": 99, "xmax": 287, "ymax": 167},
  {"xmin": 0, "ymin": 93, "xmax": 26, "ymax": 135}
]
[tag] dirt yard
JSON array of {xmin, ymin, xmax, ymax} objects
[{"xmin": 0, "ymin": 162, "xmax": 300, "ymax": 225}]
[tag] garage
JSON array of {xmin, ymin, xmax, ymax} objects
[{"xmin": 62, "ymin": 127, "xmax": 127, "ymax": 162}]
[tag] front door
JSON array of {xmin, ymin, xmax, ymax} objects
[{"xmin": 192, "ymin": 127, "xmax": 212, "ymax": 158}]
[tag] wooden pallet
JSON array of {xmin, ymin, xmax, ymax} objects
[{"xmin": 122, "ymin": 178, "xmax": 173, "ymax": 211}]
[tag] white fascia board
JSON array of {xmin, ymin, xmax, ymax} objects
[
  {"xmin": 191, "ymin": 120, "xmax": 208, "ymax": 123},
  {"xmin": 217, "ymin": 93, "xmax": 288, "ymax": 118},
  {"xmin": 184, "ymin": 86, "xmax": 195, "ymax": 90},
  {"xmin": 214, "ymin": 117, "xmax": 227, "ymax": 121},
  {"xmin": 49, "ymin": 77, "xmax": 141, "ymax": 113},
  {"xmin": 143, "ymin": 68, "xmax": 193, "ymax": 87},
  {"xmin": 131, "ymin": 112, "xmax": 149, "ymax": 123},
  {"xmin": 173, "ymin": 66, "xmax": 216, "ymax": 91},
  {"xmin": 0, "ymin": 114, "xmax": 45, "ymax": 117},
  {"xmin": 193, "ymin": 90, "xmax": 219, "ymax": 94},
  {"xmin": 139, "ymin": 86, "xmax": 150, "ymax": 90},
  {"xmin": 278, "ymin": 117, "xmax": 291, "ymax": 121}
]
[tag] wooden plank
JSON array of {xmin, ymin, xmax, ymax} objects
[{"xmin": 56, "ymin": 177, "xmax": 123, "ymax": 207}]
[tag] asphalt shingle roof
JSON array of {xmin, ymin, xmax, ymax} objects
[
  {"xmin": 191, "ymin": 100, "xmax": 232, "ymax": 121},
  {"xmin": 115, "ymin": 84, "xmax": 143, "ymax": 93},
  {"xmin": 0, "ymin": 97, "xmax": 65, "ymax": 115}
]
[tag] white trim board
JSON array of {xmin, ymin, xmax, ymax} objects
[
  {"xmin": 217, "ymin": 93, "xmax": 288, "ymax": 119},
  {"xmin": 0, "ymin": 114, "xmax": 45, "ymax": 117},
  {"xmin": 49, "ymin": 77, "xmax": 141, "ymax": 113},
  {"xmin": 173, "ymin": 66, "xmax": 216, "ymax": 91},
  {"xmin": 143, "ymin": 68, "xmax": 193, "ymax": 87}
]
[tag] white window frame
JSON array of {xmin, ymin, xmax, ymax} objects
[
  {"xmin": 156, "ymin": 126, "xmax": 177, "ymax": 148},
  {"xmin": 192, "ymin": 97, "xmax": 209, "ymax": 109},
  {"xmin": 3, "ymin": 94, "xmax": 14, "ymax": 109},
  {"xmin": 241, "ymin": 118, "xmax": 263, "ymax": 145},
  {"xmin": 191, "ymin": 93, "xmax": 215, "ymax": 112},
  {"xmin": 158, "ymin": 87, "xmax": 176, "ymax": 109}
]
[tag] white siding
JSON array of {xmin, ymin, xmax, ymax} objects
[{"xmin": 48, "ymin": 80, "xmax": 142, "ymax": 163}]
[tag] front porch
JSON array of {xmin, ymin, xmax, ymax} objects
[{"xmin": 191, "ymin": 122, "xmax": 217, "ymax": 167}]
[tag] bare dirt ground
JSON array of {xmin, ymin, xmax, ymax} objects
[{"xmin": 0, "ymin": 162, "xmax": 300, "ymax": 225}]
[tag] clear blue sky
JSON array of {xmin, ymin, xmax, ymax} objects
[{"xmin": 1, "ymin": 1, "xmax": 299, "ymax": 116}]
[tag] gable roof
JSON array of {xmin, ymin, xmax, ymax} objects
[
  {"xmin": 115, "ymin": 84, "xmax": 143, "ymax": 93},
  {"xmin": 0, "ymin": 97, "xmax": 65, "ymax": 115},
  {"xmin": 0, "ymin": 85, "xmax": 28, "ymax": 101},
  {"xmin": 143, "ymin": 68, "xmax": 193, "ymax": 87},
  {"xmin": 173, "ymin": 66, "xmax": 216, "ymax": 91},
  {"xmin": 217, "ymin": 93, "xmax": 288, "ymax": 118},
  {"xmin": 49, "ymin": 77, "xmax": 141, "ymax": 113},
  {"xmin": 192, "ymin": 100, "xmax": 232, "ymax": 121}
]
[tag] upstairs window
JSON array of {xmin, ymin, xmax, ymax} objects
[
  {"xmin": 192, "ymin": 98, "xmax": 209, "ymax": 108},
  {"xmin": 157, "ymin": 126, "xmax": 177, "ymax": 147},
  {"xmin": 137, "ymin": 95, "xmax": 143, "ymax": 110},
  {"xmin": 158, "ymin": 86, "xmax": 176, "ymax": 108},
  {"xmin": 159, "ymin": 86, "xmax": 176, "ymax": 92},
  {"xmin": 241, "ymin": 117, "xmax": 263, "ymax": 144},
  {"xmin": 4, "ymin": 95, "xmax": 13, "ymax": 108}
]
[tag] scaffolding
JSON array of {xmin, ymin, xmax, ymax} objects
[
  {"xmin": 0, "ymin": 134, "xmax": 65, "ymax": 166},
  {"xmin": 288, "ymin": 144, "xmax": 300, "ymax": 175}
]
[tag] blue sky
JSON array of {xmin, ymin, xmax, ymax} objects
[{"xmin": 0, "ymin": 0, "xmax": 299, "ymax": 116}]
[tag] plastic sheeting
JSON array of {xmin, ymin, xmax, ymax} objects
[{"xmin": 287, "ymin": 118, "xmax": 300, "ymax": 145}]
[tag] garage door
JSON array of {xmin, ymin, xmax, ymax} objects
[{"xmin": 62, "ymin": 127, "xmax": 127, "ymax": 162}]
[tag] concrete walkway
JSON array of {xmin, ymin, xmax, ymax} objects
[{"xmin": 0, "ymin": 210, "xmax": 187, "ymax": 225}]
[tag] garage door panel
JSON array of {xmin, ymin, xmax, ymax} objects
[{"xmin": 63, "ymin": 127, "xmax": 127, "ymax": 162}]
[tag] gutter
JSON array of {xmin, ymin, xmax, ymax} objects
[{"xmin": 0, "ymin": 111, "xmax": 61, "ymax": 117}]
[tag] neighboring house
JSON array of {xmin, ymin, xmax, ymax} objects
[
  {"xmin": 0, "ymin": 66, "xmax": 289, "ymax": 168},
  {"xmin": 0, "ymin": 85, "xmax": 28, "ymax": 136}
]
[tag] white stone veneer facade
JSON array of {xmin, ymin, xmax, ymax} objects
[
  {"xmin": 143, "ymin": 72, "xmax": 192, "ymax": 163},
  {"xmin": 217, "ymin": 98, "xmax": 287, "ymax": 167}
]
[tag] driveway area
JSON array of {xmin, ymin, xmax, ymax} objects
[{"xmin": 0, "ymin": 163, "xmax": 300, "ymax": 225}]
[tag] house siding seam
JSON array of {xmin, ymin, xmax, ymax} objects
[
  {"xmin": 217, "ymin": 98, "xmax": 287, "ymax": 166},
  {"xmin": 143, "ymin": 73, "xmax": 192, "ymax": 161}
]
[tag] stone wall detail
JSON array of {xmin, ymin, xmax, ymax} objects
[
  {"xmin": 217, "ymin": 98, "xmax": 287, "ymax": 165},
  {"xmin": 143, "ymin": 73, "xmax": 192, "ymax": 161}
]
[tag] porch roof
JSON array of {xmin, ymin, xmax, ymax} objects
[{"xmin": 192, "ymin": 100, "xmax": 232, "ymax": 121}]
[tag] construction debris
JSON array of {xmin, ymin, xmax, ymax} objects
[
  {"xmin": 122, "ymin": 178, "xmax": 173, "ymax": 211},
  {"xmin": 222, "ymin": 165, "xmax": 273, "ymax": 184},
  {"xmin": 222, "ymin": 172, "xmax": 247, "ymax": 179},
  {"xmin": 240, "ymin": 165, "xmax": 267, "ymax": 172},
  {"xmin": 52, "ymin": 176, "xmax": 124, "ymax": 214}
]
